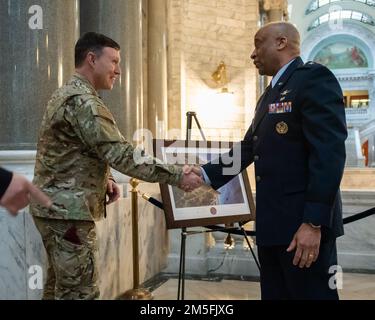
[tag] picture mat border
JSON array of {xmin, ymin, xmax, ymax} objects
[{"xmin": 153, "ymin": 139, "xmax": 256, "ymax": 229}]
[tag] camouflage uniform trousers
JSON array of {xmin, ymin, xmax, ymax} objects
[{"xmin": 33, "ymin": 216, "xmax": 100, "ymax": 300}]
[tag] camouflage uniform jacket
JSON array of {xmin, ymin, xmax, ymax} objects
[{"xmin": 31, "ymin": 73, "xmax": 182, "ymax": 221}]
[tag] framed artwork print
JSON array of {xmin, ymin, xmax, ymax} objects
[{"xmin": 153, "ymin": 139, "xmax": 256, "ymax": 229}]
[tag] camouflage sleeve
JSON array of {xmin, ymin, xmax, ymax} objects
[{"xmin": 67, "ymin": 97, "xmax": 183, "ymax": 186}]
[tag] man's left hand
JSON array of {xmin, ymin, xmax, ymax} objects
[
  {"xmin": 106, "ymin": 180, "xmax": 121, "ymax": 205},
  {"xmin": 286, "ymin": 223, "xmax": 321, "ymax": 268}
]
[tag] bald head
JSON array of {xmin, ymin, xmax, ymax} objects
[
  {"xmin": 261, "ymin": 22, "xmax": 300, "ymax": 55},
  {"xmin": 251, "ymin": 22, "xmax": 301, "ymax": 76}
]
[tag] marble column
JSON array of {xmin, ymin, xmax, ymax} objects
[
  {"xmin": 262, "ymin": 0, "xmax": 288, "ymax": 22},
  {"xmin": 80, "ymin": 0, "xmax": 145, "ymax": 142},
  {"xmin": 369, "ymin": 75, "xmax": 375, "ymax": 166},
  {"xmin": 0, "ymin": 0, "xmax": 79, "ymax": 150},
  {"xmin": 368, "ymin": 135, "xmax": 375, "ymax": 167},
  {"xmin": 0, "ymin": 0, "xmax": 79, "ymax": 299},
  {"xmin": 148, "ymin": 0, "xmax": 168, "ymax": 139},
  {"xmin": 258, "ymin": 0, "xmax": 288, "ymax": 98}
]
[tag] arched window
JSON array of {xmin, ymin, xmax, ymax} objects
[
  {"xmin": 306, "ymin": 0, "xmax": 375, "ymax": 15},
  {"xmin": 308, "ymin": 10, "xmax": 375, "ymax": 30}
]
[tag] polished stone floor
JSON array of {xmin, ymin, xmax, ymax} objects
[{"xmin": 150, "ymin": 272, "xmax": 375, "ymax": 300}]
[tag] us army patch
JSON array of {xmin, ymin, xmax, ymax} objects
[
  {"xmin": 268, "ymin": 102, "xmax": 292, "ymax": 114},
  {"xmin": 276, "ymin": 121, "xmax": 288, "ymax": 134}
]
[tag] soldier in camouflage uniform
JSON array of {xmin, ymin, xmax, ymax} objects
[{"xmin": 30, "ymin": 32, "xmax": 202, "ymax": 299}]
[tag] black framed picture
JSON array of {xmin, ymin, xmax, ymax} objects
[{"xmin": 153, "ymin": 139, "xmax": 256, "ymax": 229}]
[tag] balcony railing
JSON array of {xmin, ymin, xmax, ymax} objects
[
  {"xmin": 345, "ymin": 108, "xmax": 368, "ymax": 115},
  {"xmin": 345, "ymin": 108, "xmax": 370, "ymax": 122}
]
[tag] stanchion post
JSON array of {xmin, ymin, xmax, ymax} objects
[{"xmin": 118, "ymin": 178, "xmax": 153, "ymax": 300}]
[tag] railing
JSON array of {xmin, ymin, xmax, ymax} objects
[
  {"xmin": 345, "ymin": 108, "xmax": 369, "ymax": 115},
  {"xmin": 345, "ymin": 108, "xmax": 370, "ymax": 121}
]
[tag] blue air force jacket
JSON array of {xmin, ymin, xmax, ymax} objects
[{"xmin": 202, "ymin": 57, "xmax": 348, "ymax": 246}]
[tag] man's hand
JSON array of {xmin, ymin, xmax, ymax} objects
[
  {"xmin": 106, "ymin": 179, "xmax": 121, "ymax": 204},
  {"xmin": 179, "ymin": 165, "xmax": 203, "ymax": 192},
  {"xmin": 286, "ymin": 223, "xmax": 321, "ymax": 268},
  {"xmin": 0, "ymin": 174, "xmax": 52, "ymax": 215},
  {"xmin": 182, "ymin": 165, "xmax": 202, "ymax": 177}
]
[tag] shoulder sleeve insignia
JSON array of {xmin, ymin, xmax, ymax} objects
[{"xmin": 91, "ymin": 103, "xmax": 115, "ymax": 124}]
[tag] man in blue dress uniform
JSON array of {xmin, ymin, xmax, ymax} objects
[{"xmin": 190, "ymin": 22, "xmax": 347, "ymax": 300}]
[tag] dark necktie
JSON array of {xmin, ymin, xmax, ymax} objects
[
  {"xmin": 251, "ymin": 85, "xmax": 273, "ymax": 132},
  {"xmin": 255, "ymin": 85, "xmax": 272, "ymax": 113}
]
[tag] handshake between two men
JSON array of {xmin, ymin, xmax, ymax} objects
[
  {"xmin": 1, "ymin": 165, "xmax": 206, "ymax": 213},
  {"xmin": 106, "ymin": 164, "xmax": 205, "ymax": 205},
  {"xmin": 179, "ymin": 165, "xmax": 205, "ymax": 193}
]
